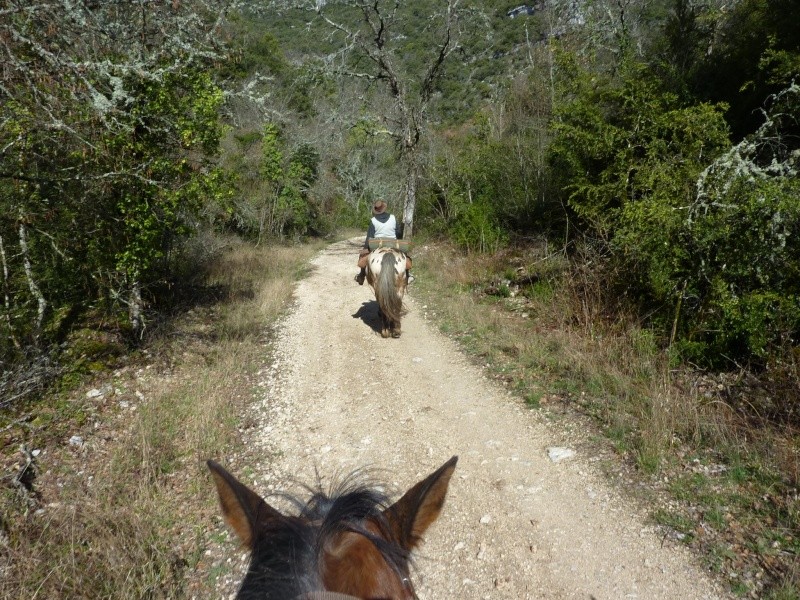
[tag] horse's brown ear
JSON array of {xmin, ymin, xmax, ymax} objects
[
  {"xmin": 207, "ymin": 460, "xmax": 282, "ymax": 549},
  {"xmin": 384, "ymin": 456, "xmax": 457, "ymax": 550}
]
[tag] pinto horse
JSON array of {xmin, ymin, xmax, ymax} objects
[
  {"xmin": 208, "ymin": 456, "xmax": 457, "ymax": 600},
  {"xmin": 366, "ymin": 248, "xmax": 409, "ymax": 338}
]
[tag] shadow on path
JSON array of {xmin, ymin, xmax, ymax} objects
[{"xmin": 352, "ymin": 300, "xmax": 382, "ymax": 334}]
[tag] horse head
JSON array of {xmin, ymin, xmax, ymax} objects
[{"xmin": 208, "ymin": 456, "xmax": 457, "ymax": 599}]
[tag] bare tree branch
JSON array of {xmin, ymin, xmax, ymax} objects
[{"xmin": 304, "ymin": 0, "xmax": 472, "ymax": 237}]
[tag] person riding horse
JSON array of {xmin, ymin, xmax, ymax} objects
[{"xmin": 355, "ymin": 200, "xmax": 413, "ymax": 285}]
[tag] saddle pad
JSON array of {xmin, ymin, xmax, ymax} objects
[{"xmin": 368, "ymin": 238, "xmax": 413, "ymax": 253}]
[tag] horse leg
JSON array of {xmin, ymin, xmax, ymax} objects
[
  {"xmin": 391, "ymin": 317, "xmax": 401, "ymax": 338},
  {"xmin": 377, "ymin": 308, "xmax": 390, "ymax": 338},
  {"xmin": 382, "ymin": 315, "xmax": 391, "ymax": 338}
]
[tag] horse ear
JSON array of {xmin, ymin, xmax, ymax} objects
[
  {"xmin": 207, "ymin": 460, "xmax": 283, "ymax": 549},
  {"xmin": 384, "ymin": 456, "xmax": 458, "ymax": 550}
]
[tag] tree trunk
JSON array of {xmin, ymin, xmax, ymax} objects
[
  {"xmin": 0, "ymin": 234, "xmax": 20, "ymax": 349},
  {"xmin": 18, "ymin": 220, "xmax": 47, "ymax": 344},
  {"xmin": 400, "ymin": 109, "xmax": 421, "ymax": 240},
  {"xmin": 129, "ymin": 278, "xmax": 144, "ymax": 339},
  {"xmin": 402, "ymin": 156, "xmax": 419, "ymax": 240}
]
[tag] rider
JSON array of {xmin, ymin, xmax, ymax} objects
[{"xmin": 355, "ymin": 200, "xmax": 412, "ymax": 285}]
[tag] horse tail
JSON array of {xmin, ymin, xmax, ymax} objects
[{"xmin": 376, "ymin": 252, "xmax": 406, "ymax": 322}]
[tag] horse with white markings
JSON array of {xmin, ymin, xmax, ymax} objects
[{"xmin": 366, "ymin": 247, "xmax": 409, "ymax": 338}]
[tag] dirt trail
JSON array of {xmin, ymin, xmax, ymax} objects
[{"xmin": 212, "ymin": 238, "xmax": 731, "ymax": 600}]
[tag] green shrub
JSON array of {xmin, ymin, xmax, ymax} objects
[
  {"xmin": 684, "ymin": 173, "xmax": 800, "ymax": 364},
  {"xmin": 548, "ymin": 52, "xmax": 800, "ymax": 366},
  {"xmin": 451, "ymin": 199, "xmax": 507, "ymax": 253}
]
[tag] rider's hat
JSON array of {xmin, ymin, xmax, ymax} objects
[{"xmin": 372, "ymin": 200, "xmax": 387, "ymax": 215}]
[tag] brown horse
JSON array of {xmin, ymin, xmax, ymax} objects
[
  {"xmin": 208, "ymin": 456, "xmax": 457, "ymax": 600},
  {"xmin": 366, "ymin": 248, "xmax": 408, "ymax": 338}
]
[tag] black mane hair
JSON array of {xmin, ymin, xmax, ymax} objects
[{"xmin": 236, "ymin": 475, "xmax": 411, "ymax": 600}]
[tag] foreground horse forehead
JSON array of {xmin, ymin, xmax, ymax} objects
[{"xmin": 208, "ymin": 456, "xmax": 458, "ymax": 600}]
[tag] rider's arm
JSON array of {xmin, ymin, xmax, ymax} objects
[{"xmin": 365, "ymin": 220, "xmax": 376, "ymax": 247}]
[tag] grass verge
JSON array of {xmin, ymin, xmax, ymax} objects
[
  {"xmin": 0, "ymin": 238, "xmax": 322, "ymax": 600},
  {"xmin": 412, "ymin": 240, "xmax": 799, "ymax": 599}
]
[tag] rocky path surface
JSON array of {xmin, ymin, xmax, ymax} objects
[{"xmin": 210, "ymin": 238, "xmax": 731, "ymax": 600}]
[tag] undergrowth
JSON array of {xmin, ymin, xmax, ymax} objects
[
  {"xmin": 412, "ymin": 239, "xmax": 799, "ymax": 599},
  {"xmin": 0, "ymin": 237, "xmax": 321, "ymax": 600}
]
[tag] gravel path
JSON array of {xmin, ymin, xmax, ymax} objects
[{"xmin": 211, "ymin": 238, "xmax": 732, "ymax": 600}]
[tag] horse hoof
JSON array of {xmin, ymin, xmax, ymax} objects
[
  {"xmin": 381, "ymin": 330, "xmax": 391, "ymax": 338},
  {"xmin": 391, "ymin": 331, "xmax": 401, "ymax": 338}
]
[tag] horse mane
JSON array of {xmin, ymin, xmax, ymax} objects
[{"xmin": 237, "ymin": 473, "xmax": 411, "ymax": 600}]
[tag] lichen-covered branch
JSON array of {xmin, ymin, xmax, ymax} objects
[
  {"xmin": 17, "ymin": 218, "xmax": 46, "ymax": 344},
  {"xmin": 692, "ymin": 82, "xmax": 799, "ymax": 221}
]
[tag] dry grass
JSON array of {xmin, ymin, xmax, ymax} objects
[
  {"xmin": 413, "ymin": 240, "xmax": 800, "ymax": 599},
  {"xmin": 0, "ymin": 238, "xmax": 322, "ymax": 600},
  {"xmin": 415, "ymin": 242, "xmax": 750, "ymax": 463}
]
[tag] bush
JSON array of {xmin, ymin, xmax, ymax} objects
[
  {"xmin": 547, "ymin": 53, "xmax": 800, "ymax": 367},
  {"xmin": 449, "ymin": 199, "xmax": 506, "ymax": 253},
  {"xmin": 678, "ymin": 77, "xmax": 800, "ymax": 366}
]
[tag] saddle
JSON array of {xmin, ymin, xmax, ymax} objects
[{"xmin": 367, "ymin": 238, "xmax": 413, "ymax": 253}]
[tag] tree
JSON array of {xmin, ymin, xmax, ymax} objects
[
  {"xmin": 270, "ymin": 0, "xmax": 470, "ymax": 239},
  {"xmin": 254, "ymin": 124, "xmax": 320, "ymax": 240},
  {"xmin": 669, "ymin": 0, "xmax": 800, "ymax": 138},
  {"xmin": 0, "ymin": 0, "xmax": 232, "ymax": 364}
]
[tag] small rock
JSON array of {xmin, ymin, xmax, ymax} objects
[
  {"xmin": 86, "ymin": 389, "xmax": 103, "ymax": 399},
  {"xmin": 547, "ymin": 447, "xmax": 575, "ymax": 463},
  {"xmin": 69, "ymin": 435, "xmax": 84, "ymax": 447},
  {"xmin": 476, "ymin": 543, "xmax": 486, "ymax": 560},
  {"xmin": 480, "ymin": 514, "xmax": 492, "ymax": 524}
]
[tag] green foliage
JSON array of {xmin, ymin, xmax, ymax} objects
[
  {"xmin": 681, "ymin": 167, "xmax": 800, "ymax": 364},
  {"xmin": 103, "ymin": 69, "xmax": 227, "ymax": 281},
  {"xmin": 220, "ymin": 22, "xmax": 319, "ymax": 116},
  {"xmin": 550, "ymin": 55, "xmax": 730, "ymax": 238},
  {"xmin": 276, "ymin": 155, "xmax": 315, "ymax": 236},
  {"xmin": 261, "ymin": 123, "xmax": 284, "ymax": 184},
  {"xmin": 230, "ymin": 123, "xmax": 321, "ymax": 240},
  {"xmin": 450, "ymin": 199, "xmax": 507, "ymax": 254},
  {"xmin": 423, "ymin": 84, "xmax": 559, "ymax": 251},
  {"xmin": 671, "ymin": 0, "xmax": 800, "ymax": 138},
  {"xmin": 0, "ymin": 62, "xmax": 228, "ymax": 357},
  {"xmin": 549, "ymin": 47, "xmax": 800, "ymax": 367}
]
